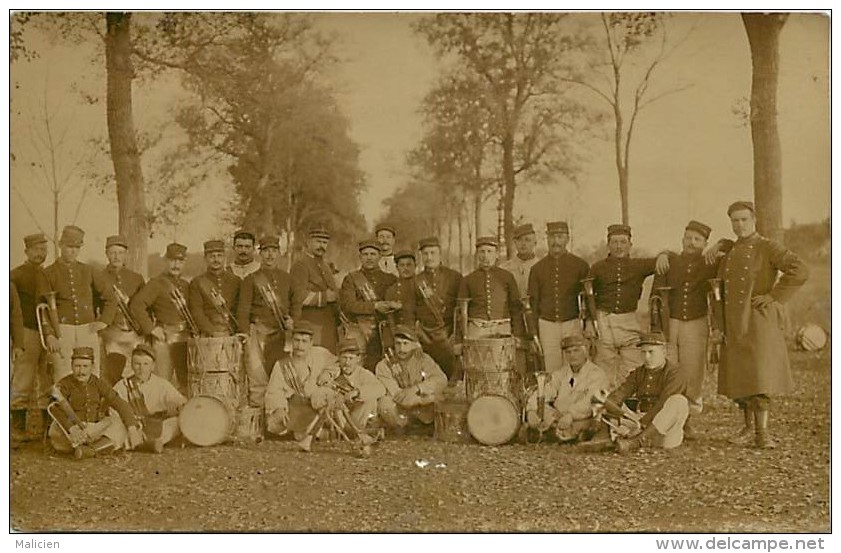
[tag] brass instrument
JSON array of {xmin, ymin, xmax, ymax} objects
[
  {"xmin": 417, "ymin": 278, "xmax": 446, "ymax": 330},
  {"xmin": 648, "ymin": 286, "xmax": 673, "ymax": 337},
  {"xmin": 706, "ymin": 278, "xmax": 724, "ymax": 368},
  {"xmin": 579, "ymin": 277, "xmax": 600, "ymax": 340},
  {"xmin": 169, "ymin": 286, "xmax": 199, "ymax": 336},
  {"xmin": 255, "ymin": 279, "xmax": 293, "ymax": 352},
  {"xmin": 591, "ymin": 393, "xmax": 642, "ymax": 438},
  {"xmin": 208, "ymin": 286, "xmax": 238, "ymax": 335},
  {"xmin": 521, "ymin": 295, "xmax": 546, "ymax": 375},
  {"xmin": 36, "ymin": 291, "xmax": 61, "ymax": 350},
  {"xmin": 48, "ymin": 386, "xmax": 85, "ymax": 448},
  {"xmin": 112, "ymin": 284, "xmax": 143, "ymax": 334}
]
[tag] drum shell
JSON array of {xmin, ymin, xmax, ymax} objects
[
  {"xmin": 179, "ymin": 395, "xmax": 236, "ymax": 447},
  {"xmin": 466, "ymin": 395, "xmax": 520, "ymax": 446},
  {"xmin": 462, "ymin": 337, "xmax": 516, "ymax": 373},
  {"xmin": 434, "ymin": 399, "xmax": 472, "ymax": 444},
  {"xmin": 235, "ymin": 406, "xmax": 264, "ymax": 442},
  {"xmin": 465, "ymin": 369, "xmax": 521, "ymax": 405},
  {"xmin": 187, "ymin": 372, "xmax": 244, "ymax": 411},
  {"xmin": 187, "ymin": 336, "xmax": 244, "ymax": 377}
]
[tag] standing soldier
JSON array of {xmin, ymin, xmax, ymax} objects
[
  {"xmin": 10, "ymin": 233, "xmax": 53, "ymax": 443},
  {"xmin": 527, "ymin": 221, "xmax": 590, "ymax": 373},
  {"xmin": 188, "ymin": 240, "xmax": 241, "ymax": 337},
  {"xmin": 375, "ymin": 223, "xmax": 399, "ymax": 276},
  {"xmin": 384, "ymin": 249, "xmax": 418, "ymax": 326},
  {"xmin": 237, "ymin": 235, "xmax": 294, "ymax": 407},
  {"xmin": 415, "ymin": 236, "xmax": 462, "ymax": 378},
  {"xmin": 95, "ymin": 235, "xmax": 145, "ymax": 384},
  {"xmin": 586, "ymin": 225, "xmax": 668, "ymax": 388},
  {"xmin": 716, "ymin": 201, "xmax": 808, "ymax": 449},
  {"xmin": 129, "ymin": 243, "xmax": 192, "ymax": 391},
  {"xmin": 290, "ymin": 227, "xmax": 340, "ymax": 353},
  {"xmin": 227, "ymin": 230, "xmax": 261, "ymax": 279},
  {"xmin": 499, "ymin": 223, "xmax": 540, "ymax": 298},
  {"xmin": 458, "ymin": 236, "xmax": 523, "ymax": 339},
  {"xmin": 340, "ymin": 240, "xmax": 398, "ymax": 371},
  {"xmin": 43, "ymin": 225, "xmax": 113, "ymax": 381},
  {"xmin": 651, "ymin": 220, "xmax": 719, "ymax": 437}
]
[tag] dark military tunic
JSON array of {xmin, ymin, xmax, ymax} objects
[
  {"xmin": 527, "ymin": 252, "xmax": 590, "ymax": 322},
  {"xmin": 129, "ymin": 273, "xmax": 191, "ymax": 335},
  {"xmin": 52, "ymin": 374, "xmax": 138, "ymax": 430},
  {"xmin": 652, "ymin": 252, "xmax": 720, "ymax": 321},
  {"xmin": 608, "ymin": 360, "xmax": 688, "ymax": 427},
  {"xmin": 416, "ymin": 266, "xmax": 462, "ymax": 333},
  {"xmin": 458, "ymin": 266, "xmax": 524, "ymax": 334},
  {"xmin": 237, "ymin": 266, "xmax": 292, "ymax": 333},
  {"xmin": 588, "ymin": 256, "xmax": 658, "ymax": 314},
  {"xmin": 11, "ymin": 282, "xmax": 24, "ymax": 348},
  {"xmin": 94, "ymin": 266, "xmax": 145, "ymax": 330},
  {"xmin": 44, "ymin": 259, "xmax": 114, "ymax": 325},
  {"xmin": 10, "ymin": 261, "xmax": 51, "ymax": 331},
  {"xmin": 384, "ymin": 276, "xmax": 418, "ymax": 326},
  {"xmin": 290, "ymin": 254, "xmax": 339, "ymax": 353},
  {"xmin": 717, "ymin": 233, "xmax": 808, "ymax": 399},
  {"xmin": 188, "ymin": 270, "xmax": 241, "ymax": 335},
  {"xmin": 340, "ymin": 268, "xmax": 397, "ymax": 370}
]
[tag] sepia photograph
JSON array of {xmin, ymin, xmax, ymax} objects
[{"xmin": 5, "ymin": 6, "xmax": 832, "ymax": 541}]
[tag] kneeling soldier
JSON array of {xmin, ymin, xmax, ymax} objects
[
  {"xmin": 47, "ymin": 347, "xmax": 142, "ymax": 459},
  {"xmin": 376, "ymin": 325, "xmax": 447, "ymax": 433},
  {"xmin": 113, "ymin": 344, "xmax": 187, "ymax": 453},
  {"xmin": 601, "ymin": 332, "xmax": 690, "ymax": 454},
  {"xmin": 525, "ymin": 334, "xmax": 609, "ymax": 442}
]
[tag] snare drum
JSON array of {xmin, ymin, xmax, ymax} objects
[
  {"xmin": 179, "ymin": 396, "xmax": 236, "ymax": 446},
  {"xmin": 188, "ymin": 335, "xmax": 244, "ymax": 376},
  {"xmin": 434, "ymin": 399, "xmax": 472, "ymax": 444},
  {"xmin": 463, "ymin": 337, "xmax": 520, "ymax": 403},
  {"xmin": 466, "ymin": 395, "xmax": 520, "ymax": 446},
  {"xmin": 235, "ymin": 406, "xmax": 264, "ymax": 443},
  {"xmin": 187, "ymin": 372, "xmax": 243, "ymax": 409}
]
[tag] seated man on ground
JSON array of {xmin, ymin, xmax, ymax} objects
[
  {"xmin": 264, "ymin": 321, "xmax": 337, "ymax": 439},
  {"xmin": 47, "ymin": 347, "xmax": 142, "ymax": 459},
  {"xmin": 524, "ymin": 334, "xmax": 609, "ymax": 443},
  {"xmin": 112, "ymin": 344, "xmax": 187, "ymax": 453},
  {"xmin": 376, "ymin": 325, "xmax": 447, "ymax": 434},
  {"xmin": 599, "ymin": 332, "xmax": 690, "ymax": 454}
]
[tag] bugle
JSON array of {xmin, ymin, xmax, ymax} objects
[
  {"xmin": 705, "ymin": 278, "xmax": 724, "ymax": 368},
  {"xmin": 208, "ymin": 286, "xmax": 238, "ymax": 335},
  {"xmin": 648, "ymin": 286, "xmax": 673, "ymax": 337},
  {"xmin": 112, "ymin": 284, "xmax": 143, "ymax": 334},
  {"xmin": 36, "ymin": 291, "xmax": 61, "ymax": 350},
  {"xmin": 169, "ymin": 286, "xmax": 199, "ymax": 336},
  {"xmin": 255, "ymin": 279, "xmax": 293, "ymax": 352}
]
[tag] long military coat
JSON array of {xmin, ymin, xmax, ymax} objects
[{"xmin": 717, "ymin": 233, "xmax": 808, "ymax": 399}]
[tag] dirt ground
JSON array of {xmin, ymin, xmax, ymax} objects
[{"xmin": 10, "ymin": 349, "xmax": 830, "ymax": 533}]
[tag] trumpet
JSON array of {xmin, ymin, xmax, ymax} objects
[
  {"xmin": 417, "ymin": 278, "xmax": 446, "ymax": 330},
  {"xmin": 112, "ymin": 284, "xmax": 143, "ymax": 334},
  {"xmin": 578, "ymin": 277, "xmax": 600, "ymax": 340},
  {"xmin": 255, "ymin": 279, "xmax": 293, "ymax": 352},
  {"xmin": 706, "ymin": 278, "xmax": 724, "ymax": 368},
  {"xmin": 208, "ymin": 286, "xmax": 238, "ymax": 335},
  {"xmin": 169, "ymin": 286, "xmax": 199, "ymax": 336},
  {"xmin": 36, "ymin": 291, "xmax": 61, "ymax": 350},
  {"xmin": 648, "ymin": 286, "xmax": 673, "ymax": 337}
]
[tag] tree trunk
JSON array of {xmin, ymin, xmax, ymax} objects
[
  {"xmin": 473, "ymin": 187, "xmax": 482, "ymax": 244},
  {"xmin": 457, "ymin": 201, "xmax": 464, "ymax": 273},
  {"xmin": 612, "ymin": 100, "xmax": 630, "ymax": 226},
  {"xmin": 501, "ymin": 131, "xmax": 516, "ymax": 259},
  {"xmin": 742, "ymin": 13, "xmax": 787, "ymax": 244},
  {"xmin": 105, "ymin": 13, "xmax": 149, "ymax": 277}
]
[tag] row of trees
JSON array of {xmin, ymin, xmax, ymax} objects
[
  {"xmin": 11, "ymin": 12, "xmax": 367, "ymax": 275},
  {"xmin": 384, "ymin": 12, "xmax": 791, "ymax": 257}
]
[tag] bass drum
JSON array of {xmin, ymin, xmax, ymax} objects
[
  {"xmin": 179, "ymin": 396, "xmax": 236, "ymax": 447},
  {"xmin": 466, "ymin": 395, "xmax": 520, "ymax": 446}
]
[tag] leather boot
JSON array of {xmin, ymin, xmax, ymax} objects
[
  {"xmin": 682, "ymin": 417, "xmax": 698, "ymax": 441},
  {"xmin": 754, "ymin": 408, "xmax": 777, "ymax": 449},
  {"xmin": 296, "ymin": 434, "xmax": 313, "ymax": 452},
  {"xmin": 615, "ymin": 424, "xmax": 664, "ymax": 455},
  {"xmin": 728, "ymin": 403, "xmax": 755, "ymax": 445},
  {"xmin": 11, "ymin": 410, "xmax": 28, "ymax": 443}
]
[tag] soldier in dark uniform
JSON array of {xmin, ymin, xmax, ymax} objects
[
  {"xmin": 95, "ymin": 235, "xmax": 145, "ymax": 385},
  {"xmin": 651, "ymin": 220, "xmax": 720, "ymax": 437},
  {"xmin": 43, "ymin": 225, "xmax": 114, "ymax": 381},
  {"xmin": 384, "ymin": 249, "xmax": 418, "ymax": 326},
  {"xmin": 10, "ymin": 233, "xmax": 53, "ymax": 443},
  {"xmin": 237, "ymin": 235, "xmax": 294, "ymax": 407},
  {"xmin": 290, "ymin": 227, "xmax": 340, "ymax": 353},
  {"xmin": 47, "ymin": 347, "xmax": 142, "ymax": 459},
  {"xmin": 129, "ymin": 243, "xmax": 191, "ymax": 390},
  {"xmin": 416, "ymin": 236, "xmax": 462, "ymax": 378},
  {"xmin": 375, "ymin": 222, "xmax": 398, "ymax": 276},
  {"xmin": 340, "ymin": 240, "xmax": 398, "ymax": 371},
  {"xmin": 527, "ymin": 221, "xmax": 590, "ymax": 373},
  {"xmin": 715, "ymin": 201, "xmax": 808, "ymax": 449},
  {"xmin": 458, "ymin": 236, "xmax": 524, "ymax": 339},
  {"xmin": 586, "ymin": 224, "xmax": 668, "ymax": 388},
  {"xmin": 188, "ymin": 240, "xmax": 241, "ymax": 337}
]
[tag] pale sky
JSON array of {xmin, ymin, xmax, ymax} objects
[{"xmin": 8, "ymin": 12, "xmax": 830, "ymax": 267}]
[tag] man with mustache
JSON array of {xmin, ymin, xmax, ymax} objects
[{"xmin": 291, "ymin": 227, "xmax": 340, "ymax": 353}]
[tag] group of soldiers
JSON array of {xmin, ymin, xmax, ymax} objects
[{"xmin": 9, "ymin": 199, "xmax": 809, "ymax": 458}]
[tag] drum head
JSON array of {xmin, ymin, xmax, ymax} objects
[
  {"xmin": 179, "ymin": 396, "xmax": 232, "ymax": 447},
  {"xmin": 467, "ymin": 395, "xmax": 520, "ymax": 446}
]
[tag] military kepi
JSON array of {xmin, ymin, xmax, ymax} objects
[
  {"xmin": 393, "ymin": 324, "xmax": 418, "ymax": 342},
  {"xmin": 546, "ymin": 221, "xmax": 569, "ymax": 234},
  {"xmin": 59, "ymin": 225, "xmax": 85, "ymax": 246},
  {"xmin": 259, "ymin": 235, "xmax": 280, "ymax": 249},
  {"xmin": 607, "ymin": 224, "xmax": 632, "ymax": 238},
  {"xmin": 475, "ymin": 236, "xmax": 499, "ymax": 248},
  {"xmin": 358, "ymin": 239, "xmax": 380, "ymax": 253},
  {"xmin": 375, "ymin": 222, "xmax": 396, "ymax": 236},
  {"xmin": 309, "ymin": 227, "xmax": 331, "ymax": 239},
  {"xmin": 727, "ymin": 200, "xmax": 755, "ymax": 216},
  {"xmin": 418, "ymin": 236, "xmax": 440, "ymax": 250},
  {"xmin": 105, "ymin": 235, "xmax": 128, "ymax": 249},
  {"xmin": 638, "ymin": 331, "xmax": 667, "ymax": 347},
  {"xmin": 203, "ymin": 240, "xmax": 225, "ymax": 254},
  {"xmin": 513, "ymin": 223, "xmax": 535, "ymax": 239},
  {"xmin": 165, "ymin": 243, "xmax": 188, "ymax": 260},
  {"xmin": 561, "ymin": 334, "xmax": 588, "ymax": 349},
  {"xmin": 71, "ymin": 346, "xmax": 95, "ymax": 360},
  {"xmin": 23, "ymin": 233, "xmax": 48, "ymax": 248},
  {"xmin": 338, "ymin": 337, "xmax": 360, "ymax": 354},
  {"xmin": 394, "ymin": 249, "xmax": 415, "ymax": 262},
  {"xmin": 292, "ymin": 320, "xmax": 316, "ymax": 336},
  {"xmin": 685, "ymin": 220, "xmax": 711, "ymax": 239},
  {"xmin": 132, "ymin": 343, "xmax": 156, "ymax": 361}
]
